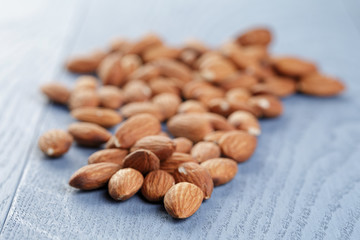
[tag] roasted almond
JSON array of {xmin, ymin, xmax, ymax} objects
[
  {"xmin": 68, "ymin": 89, "xmax": 100, "ymax": 110},
  {"xmin": 130, "ymin": 136, "xmax": 175, "ymax": 161},
  {"xmin": 114, "ymin": 114, "xmax": 161, "ymax": 149},
  {"xmin": 228, "ymin": 110, "xmax": 261, "ymax": 136},
  {"xmin": 66, "ymin": 50, "xmax": 106, "ymax": 73},
  {"xmin": 272, "ymin": 57, "xmax": 317, "ymax": 77},
  {"xmin": 219, "ymin": 130, "xmax": 257, "ymax": 163},
  {"xmin": 173, "ymin": 162, "xmax": 214, "ymax": 199},
  {"xmin": 98, "ymin": 86, "xmax": 124, "ymax": 109},
  {"xmin": 191, "ymin": 141, "xmax": 221, "ymax": 163},
  {"xmin": 122, "ymin": 149, "xmax": 160, "ymax": 174},
  {"xmin": 108, "ymin": 168, "xmax": 144, "ymax": 201},
  {"xmin": 88, "ymin": 149, "xmax": 128, "ymax": 165},
  {"xmin": 236, "ymin": 27, "xmax": 272, "ymax": 46},
  {"xmin": 120, "ymin": 102, "xmax": 164, "ymax": 121},
  {"xmin": 97, "ymin": 53, "xmax": 125, "ymax": 86},
  {"xmin": 173, "ymin": 137, "xmax": 193, "ymax": 153},
  {"xmin": 68, "ymin": 122, "xmax": 111, "ymax": 147},
  {"xmin": 200, "ymin": 158, "xmax": 238, "ymax": 186},
  {"xmin": 297, "ymin": 73, "xmax": 345, "ymax": 97},
  {"xmin": 38, "ymin": 129, "xmax": 73, "ymax": 157},
  {"xmin": 160, "ymin": 152, "xmax": 196, "ymax": 174},
  {"xmin": 164, "ymin": 182, "xmax": 204, "ymax": 219},
  {"xmin": 69, "ymin": 162, "xmax": 121, "ymax": 190},
  {"xmin": 141, "ymin": 170, "xmax": 175, "ymax": 202},
  {"xmin": 71, "ymin": 107, "xmax": 122, "ymax": 128},
  {"xmin": 248, "ymin": 94, "xmax": 283, "ymax": 118},
  {"xmin": 41, "ymin": 82, "xmax": 71, "ymax": 105},
  {"xmin": 152, "ymin": 93, "xmax": 182, "ymax": 120}
]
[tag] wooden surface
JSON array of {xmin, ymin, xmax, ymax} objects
[{"xmin": 1, "ymin": 0, "xmax": 360, "ymax": 239}]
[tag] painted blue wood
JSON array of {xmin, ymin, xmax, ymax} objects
[{"xmin": 1, "ymin": 0, "xmax": 360, "ymax": 239}]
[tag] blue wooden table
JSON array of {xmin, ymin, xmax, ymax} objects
[{"xmin": 1, "ymin": 0, "xmax": 360, "ymax": 239}]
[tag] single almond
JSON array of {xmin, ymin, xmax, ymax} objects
[
  {"xmin": 97, "ymin": 53, "xmax": 125, "ymax": 86},
  {"xmin": 219, "ymin": 72, "xmax": 258, "ymax": 90},
  {"xmin": 130, "ymin": 136, "xmax": 176, "ymax": 161},
  {"xmin": 88, "ymin": 149, "xmax": 128, "ymax": 165},
  {"xmin": 219, "ymin": 130, "xmax": 257, "ymax": 163},
  {"xmin": 68, "ymin": 89, "xmax": 100, "ymax": 110},
  {"xmin": 98, "ymin": 86, "xmax": 124, "ymax": 109},
  {"xmin": 177, "ymin": 100, "xmax": 208, "ymax": 114},
  {"xmin": 38, "ymin": 129, "xmax": 73, "ymax": 157},
  {"xmin": 121, "ymin": 54, "xmax": 142, "ymax": 76},
  {"xmin": 160, "ymin": 152, "xmax": 196, "ymax": 174},
  {"xmin": 201, "ymin": 158, "xmax": 238, "ymax": 186},
  {"xmin": 71, "ymin": 107, "xmax": 122, "ymax": 128},
  {"xmin": 68, "ymin": 122, "xmax": 112, "ymax": 147},
  {"xmin": 122, "ymin": 149, "xmax": 160, "ymax": 174},
  {"xmin": 173, "ymin": 162, "xmax": 214, "ymax": 199},
  {"xmin": 236, "ymin": 27, "xmax": 272, "ymax": 46},
  {"xmin": 207, "ymin": 98, "xmax": 233, "ymax": 117},
  {"xmin": 127, "ymin": 64, "xmax": 160, "ymax": 82},
  {"xmin": 248, "ymin": 94, "xmax": 283, "ymax": 118},
  {"xmin": 123, "ymin": 80, "xmax": 152, "ymax": 103},
  {"xmin": 143, "ymin": 45, "xmax": 180, "ymax": 62},
  {"xmin": 120, "ymin": 102, "xmax": 164, "ymax": 121},
  {"xmin": 191, "ymin": 141, "xmax": 221, "ymax": 163},
  {"xmin": 297, "ymin": 73, "xmax": 345, "ymax": 97},
  {"xmin": 114, "ymin": 113, "xmax": 161, "ymax": 149},
  {"xmin": 108, "ymin": 168, "xmax": 144, "ymax": 201},
  {"xmin": 149, "ymin": 78, "xmax": 180, "ymax": 96},
  {"xmin": 225, "ymin": 87, "xmax": 252, "ymax": 103},
  {"xmin": 66, "ymin": 50, "xmax": 106, "ymax": 73},
  {"xmin": 199, "ymin": 56, "xmax": 237, "ymax": 83},
  {"xmin": 69, "ymin": 162, "xmax": 121, "ymax": 190},
  {"xmin": 173, "ymin": 137, "xmax": 193, "ymax": 153},
  {"xmin": 126, "ymin": 33, "xmax": 162, "ymax": 55},
  {"xmin": 74, "ymin": 75, "xmax": 98, "ymax": 91},
  {"xmin": 203, "ymin": 131, "xmax": 227, "ymax": 144},
  {"xmin": 250, "ymin": 76, "xmax": 296, "ymax": 98},
  {"xmin": 228, "ymin": 111, "xmax": 261, "ymax": 136},
  {"xmin": 272, "ymin": 57, "xmax": 317, "ymax": 77},
  {"xmin": 201, "ymin": 112, "xmax": 235, "ymax": 131},
  {"xmin": 151, "ymin": 59, "xmax": 192, "ymax": 84},
  {"xmin": 164, "ymin": 182, "xmax": 204, "ymax": 219},
  {"xmin": 141, "ymin": 170, "xmax": 175, "ymax": 202},
  {"xmin": 152, "ymin": 93, "xmax": 181, "ymax": 120},
  {"xmin": 41, "ymin": 82, "xmax": 71, "ymax": 105}
]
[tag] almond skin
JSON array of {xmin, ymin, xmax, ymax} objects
[
  {"xmin": 130, "ymin": 136, "xmax": 176, "ymax": 161},
  {"xmin": 38, "ymin": 129, "xmax": 73, "ymax": 157},
  {"xmin": 228, "ymin": 111, "xmax": 261, "ymax": 136},
  {"xmin": 177, "ymin": 100, "xmax": 208, "ymax": 114},
  {"xmin": 66, "ymin": 50, "xmax": 106, "ymax": 73},
  {"xmin": 297, "ymin": 73, "xmax": 345, "ymax": 97},
  {"xmin": 88, "ymin": 149, "xmax": 128, "ymax": 166},
  {"xmin": 202, "ymin": 112, "xmax": 235, "ymax": 131},
  {"xmin": 149, "ymin": 78, "xmax": 180, "ymax": 96},
  {"xmin": 108, "ymin": 168, "xmax": 144, "ymax": 201},
  {"xmin": 164, "ymin": 182, "xmax": 204, "ymax": 219},
  {"xmin": 203, "ymin": 131, "xmax": 227, "ymax": 144},
  {"xmin": 151, "ymin": 59, "xmax": 192, "ymax": 84},
  {"xmin": 114, "ymin": 113, "xmax": 161, "ymax": 149},
  {"xmin": 71, "ymin": 107, "xmax": 122, "ymax": 128},
  {"xmin": 173, "ymin": 137, "xmax": 193, "ymax": 153},
  {"xmin": 219, "ymin": 131, "xmax": 257, "ymax": 163},
  {"xmin": 69, "ymin": 163, "xmax": 121, "ymax": 190},
  {"xmin": 120, "ymin": 102, "xmax": 164, "ymax": 121},
  {"xmin": 143, "ymin": 45, "xmax": 180, "ymax": 62},
  {"xmin": 248, "ymin": 94, "xmax": 283, "ymax": 118},
  {"xmin": 250, "ymin": 76, "xmax": 296, "ymax": 98},
  {"xmin": 173, "ymin": 162, "xmax": 214, "ymax": 199},
  {"xmin": 167, "ymin": 114, "xmax": 213, "ymax": 142},
  {"xmin": 126, "ymin": 33, "xmax": 162, "ymax": 55},
  {"xmin": 41, "ymin": 82, "xmax": 71, "ymax": 105},
  {"xmin": 122, "ymin": 149, "xmax": 160, "ymax": 174},
  {"xmin": 68, "ymin": 90, "xmax": 100, "ymax": 110},
  {"xmin": 236, "ymin": 28, "xmax": 272, "ymax": 46},
  {"xmin": 272, "ymin": 57, "xmax": 317, "ymax": 77},
  {"xmin": 97, "ymin": 53, "xmax": 125, "ymax": 86},
  {"xmin": 160, "ymin": 153, "xmax": 196, "ymax": 174},
  {"xmin": 200, "ymin": 158, "xmax": 238, "ymax": 186},
  {"xmin": 191, "ymin": 141, "xmax": 221, "ymax": 163},
  {"xmin": 152, "ymin": 93, "xmax": 182, "ymax": 120},
  {"xmin": 123, "ymin": 80, "xmax": 152, "ymax": 103},
  {"xmin": 141, "ymin": 170, "xmax": 175, "ymax": 202},
  {"xmin": 98, "ymin": 86, "xmax": 124, "ymax": 109},
  {"xmin": 74, "ymin": 75, "xmax": 98, "ymax": 91},
  {"xmin": 68, "ymin": 122, "xmax": 112, "ymax": 147}
]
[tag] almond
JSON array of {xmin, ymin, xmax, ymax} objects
[
  {"xmin": 71, "ymin": 107, "xmax": 122, "ymax": 128},
  {"xmin": 98, "ymin": 86, "xmax": 124, "ymax": 109},
  {"xmin": 66, "ymin": 50, "xmax": 106, "ymax": 73},
  {"xmin": 201, "ymin": 112, "xmax": 235, "ymax": 131},
  {"xmin": 114, "ymin": 114, "xmax": 161, "ymax": 149},
  {"xmin": 126, "ymin": 33, "xmax": 162, "ymax": 55},
  {"xmin": 167, "ymin": 114, "xmax": 213, "ymax": 142},
  {"xmin": 225, "ymin": 88, "xmax": 252, "ymax": 103},
  {"xmin": 203, "ymin": 131, "xmax": 227, "ymax": 144},
  {"xmin": 200, "ymin": 158, "xmax": 238, "ymax": 186},
  {"xmin": 207, "ymin": 98, "xmax": 232, "ymax": 117},
  {"xmin": 228, "ymin": 111, "xmax": 261, "ymax": 136},
  {"xmin": 74, "ymin": 75, "xmax": 98, "ymax": 91},
  {"xmin": 250, "ymin": 76, "xmax": 296, "ymax": 98},
  {"xmin": 173, "ymin": 137, "xmax": 193, "ymax": 153},
  {"xmin": 97, "ymin": 53, "xmax": 125, "ymax": 87},
  {"xmin": 219, "ymin": 130, "xmax": 257, "ymax": 163},
  {"xmin": 68, "ymin": 122, "xmax": 111, "ymax": 147},
  {"xmin": 68, "ymin": 89, "xmax": 100, "ymax": 110},
  {"xmin": 248, "ymin": 94, "xmax": 283, "ymax": 118},
  {"xmin": 219, "ymin": 72, "xmax": 258, "ymax": 90},
  {"xmin": 199, "ymin": 55, "xmax": 237, "ymax": 82},
  {"xmin": 141, "ymin": 170, "xmax": 175, "ymax": 202},
  {"xmin": 121, "ymin": 54, "xmax": 142, "ymax": 76},
  {"xmin": 152, "ymin": 93, "xmax": 181, "ymax": 120},
  {"xmin": 236, "ymin": 27, "xmax": 272, "ymax": 46},
  {"xmin": 69, "ymin": 162, "xmax": 121, "ymax": 190},
  {"xmin": 173, "ymin": 162, "xmax": 214, "ymax": 199},
  {"xmin": 160, "ymin": 153, "xmax": 196, "ymax": 174},
  {"xmin": 122, "ymin": 149, "xmax": 160, "ymax": 174},
  {"xmin": 109, "ymin": 38, "xmax": 131, "ymax": 53},
  {"xmin": 88, "ymin": 149, "xmax": 128, "ymax": 165},
  {"xmin": 127, "ymin": 65, "xmax": 160, "ymax": 82},
  {"xmin": 297, "ymin": 73, "xmax": 345, "ymax": 97},
  {"xmin": 38, "ymin": 129, "xmax": 73, "ymax": 157},
  {"xmin": 177, "ymin": 100, "xmax": 208, "ymax": 114},
  {"xmin": 41, "ymin": 82, "xmax": 71, "ymax": 105},
  {"xmin": 272, "ymin": 57, "xmax": 317, "ymax": 77},
  {"xmin": 120, "ymin": 102, "xmax": 164, "ymax": 121},
  {"xmin": 130, "ymin": 136, "xmax": 175, "ymax": 161},
  {"xmin": 191, "ymin": 141, "xmax": 221, "ymax": 163},
  {"xmin": 108, "ymin": 168, "xmax": 144, "ymax": 201},
  {"xmin": 164, "ymin": 182, "xmax": 204, "ymax": 219},
  {"xmin": 123, "ymin": 80, "xmax": 152, "ymax": 103},
  {"xmin": 143, "ymin": 45, "xmax": 180, "ymax": 62},
  {"xmin": 151, "ymin": 59, "xmax": 192, "ymax": 84},
  {"xmin": 149, "ymin": 78, "xmax": 180, "ymax": 96}
]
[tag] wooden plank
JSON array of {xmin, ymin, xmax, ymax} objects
[{"xmin": 1, "ymin": 0, "xmax": 360, "ymax": 239}]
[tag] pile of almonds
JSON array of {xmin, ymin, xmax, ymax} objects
[{"xmin": 38, "ymin": 27, "xmax": 345, "ymax": 219}]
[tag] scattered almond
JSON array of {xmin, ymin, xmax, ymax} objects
[
  {"xmin": 71, "ymin": 107, "xmax": 122, "ymax": 128},
  {"xmin": 68, "ymin": 122, "xmax": 111, "ymax": 147},
  {"xmin": 201, "ymin": 158, "xmax": 238, "ymax": 186},
  {"xmin": 297, "ymin": 73, "xmax": 345, "ymax": 97},
  {"xmin": 173, "ymin": 137, "xmax": 193, "ymax": 153},
  {"xmin": 68, "ymin": 89, "xmax": 100, "ymax": 110},
  {"xmin": 122, "ymin": 149, "xmax": 160, "ymax": 174},
  {"xmin": 120, "ymin": 102, "xmax": 164, "ymax": 121},
  {"xmin": 228, "ymin": 110, "xmax": 261, "ymax": 136},
  {"xmin": 41, "ymin": 82, "xmax": 71, "ymax": 105},
  {"xmin": 191, "ymin": 141, "xmax": 221, "ymax": 163},
  {"xmin": 88, "ymin": 149, "xmax": 128, "ymax": 165},
  {"xmin": 141, "ymin": 170, "xmax": 175, "ymax": 202},
  {"xmin": 272, "ymin": 57, "xmax": 317, "ymax": 77},
  {"xmin": 38, "ymin": 129, "xmax": 73, "ymax": 157},
  {"xmin": 66, "ymin": 50, "xmax": 106, "ymax": 73},
  {"xmin": 108, "ymin": 168, "xmax": 144, "ymax": 201},
  {"xmin": 98, "ymin": 86, "xmax": 124, "ymax": 109},
  {"xmin": 160, "ymin": 152, "xmax": 196, "ymax": 174},
  {"xmin": 130, "ymin": 135, "xmax": 175, "ymax": 161}
]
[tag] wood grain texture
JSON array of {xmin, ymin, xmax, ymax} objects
[{"xmin": 1, "ymin": 0, "xmax": 360, "ymax": 239}]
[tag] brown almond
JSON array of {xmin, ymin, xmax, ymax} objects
[
  {"xmin": 109, "ymin": 38, "xmax": 131, "ymax": 53},
  {"xmin": 38, "ymin": 129, "xmax": 73, "ymax": 157},
  {"xmin": 173, "ymin": 162, "xmax": 214, "ymax": 199},
  {"xmin": 228, "ymin": 111, "xmax": 261, "ymax": 136},
  {"xmin": 173, "ymin": 137, "xmax": 193, "ymax": 153},
  {"xmin": 41, "ymin": 82, "xmax": 71, "ymax": 105},
  {"xmin": 141, "ymin": 170, "xmax": 175, "ymax": 202},
  {"xmin": 98, "ymin": 86, "xmax": 124, "ymax": 109},
  {"xmin": 149, "ymin": 78, "xmax": 180, "ymax": 96},
  {"xmin": 248, "ymin": 94, "xmax": 283, "ymax": 118},
  {"xmin": 201, "ymin": 112, "xmax": 235, "ymax": 131},
  {"xmin": 225, "ymin": 88, "xmax": 252, "ymax": 103},
  {"xmin": 219, "ymin": 131, "xmax": 257, "ymax": 163},
  {"xmin": 97, "ymin": 53, "xmax": 125, "ymax": 86},
  {"xmin": 71, "ymin": 107, "xmax": 122, "ymax": 128},
  {"xmin": 297, "ymin": 73, "xmax": 345, "ymax": 97},
  {"xmin": 250, "ymin": 76, "xmax": 296, "ymax": 98},
  {"xmin": 120, "ymin": 102, "xmax": 164, "ymax": 121},
  {"xmin": 272, "ymin": 57, "xmax": 317, "ymax": 77},
  {"xmin": 69, "ymin": 162, "xmax": 121, "ymax": 190},
  {"xmin": 167, "ymin": 114, "xmax": 213, "ymax": 142},
  {"xmin": 68, "ymin": 122, "xmax": 111, "ymax": 147},
  {"xmin": 207, "ymin": 98, "xmax": 233, "ymax": 117},
  {"xmin": 160, "ymin": 153, "xmax": 196, "ymax": 174},
  {"xmin": 219, "ymin": 72, "xmax": 258, "ymax": 90},
  {"xmin": 199, "ymin": 56, "xmax": 237, "ymax": 82},
  {"xmin": 152, "ymin": 93, "xmax": 182, "ymax": 120},
  {"xmin": 68, "ymin": 89, "xmax": 100, "ymax": 110},
  {"xmin": 108, "ymin": 168, "xmax": 144, "ymax": 201},
  {"xmin": 164, "ymin": 182, "xmax": 204, "ymax": 219},
  {"xmin": 122, "ymin": 149, "xmax": 160, "ymax": 174},
  {"xmin": 203, "ymin": 131, "xmax": 227, "ymax": 144},
  {"xmin": 126, "ymin": 33, "xmax": 162, "ymax": 55},
  {"xmin": 143, "ymin": 45, "xmax": 180, "ymax": 62},
  {"xmin": 151, "ymin": 59, "xmax": 192, "ymax": 84},
  {"xmin": 123, "ymin": 80, "xmax": 152, "ymax": 103},
  {"xmin": 177, "ymin": 100, "xmax": 208, "ymax": 114},
  {"xmin": 74, "ymin": 75, "xmax": 98, "ymax": 91},
  {"xmin": 236, "ymin": 28, "xmax": 272, "ymax": 46},
  {"xmin": 130, "ymin": 136, "xmax": 175, "ymax": 161},
  {"xmin": 121, "ymin": 54, "xmax": 142, "ymax": 76},
  {"xmin": 200, "ymin": 158, "xmax": 238, "ymax": 186},
  {"xmin": 191, "ymin": 141, "xmax": 221, "ymax": 163},
  {"xmin": 66, "ymin": 50, "xmax": 106, "ymax": 73},
  {"xmin": 88, "ymin": 149, "xmax": 128, "ymax": 165},
  {"xmin": 114, "ymin": 114, "xmax": 161, "ymax": 149},
  {"xmin": 127, "ymin": 64, "xmax": 160, "ymax": 82}
]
